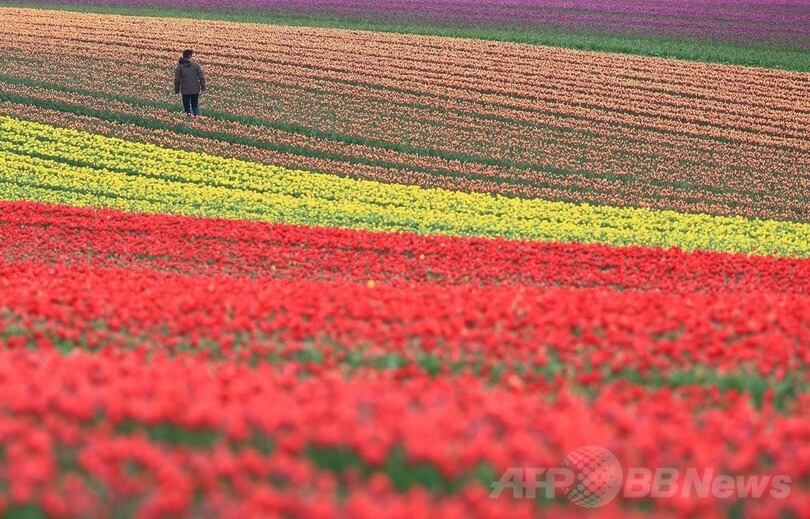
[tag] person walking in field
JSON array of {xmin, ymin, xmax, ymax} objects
[{"xmin": 174, "ymin": 49, "xmax": 206, "ymax": 120}]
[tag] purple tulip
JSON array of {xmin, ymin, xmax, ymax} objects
[{"xmin": 15, "ymin": 0, "xmax": 810, "ymax": 47}]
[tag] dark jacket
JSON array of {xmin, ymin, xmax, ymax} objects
[{"xmin": 174, "ymin": 58, "xmax": 206, "ymax": 95}]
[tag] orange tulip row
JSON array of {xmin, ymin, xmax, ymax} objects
[
  {"xmin": 3, "ymin": 8, "xmax": 808, "ymax": 224},
  {"xmin": 8, "ymin": 99, "xmax": 805, "ymax": 226}
]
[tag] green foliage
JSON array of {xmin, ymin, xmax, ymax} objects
[
  {"xmin": 116, "ymin": 421, "xmax": 222, "ymax": 448},
  {"xmin": 307, "ymin": 444, "xmax": 497, "ymax": 494},
  {"xmin": 1, "ymin": 505, "xmax": 47, "ymax": 519}
]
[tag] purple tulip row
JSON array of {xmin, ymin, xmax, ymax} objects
[{"xmin": 16, "ymin": 0, "xmax": 810, "ymax": 47}]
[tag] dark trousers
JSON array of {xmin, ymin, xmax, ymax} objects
[{"xmin": 182, "ymin": 94, "xmax": 200, "ymax": 115}]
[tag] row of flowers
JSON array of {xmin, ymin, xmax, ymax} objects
[
  {"xmin": 8, "ymin": 0, "xmax": 810, "ymax": 47},
  {"xmin": 1, "ymin": 202, "xmax": 808, "ymax": 516},
  {"xmin": 4, "ymin": 95, "xmax": 805, "ymax": 225},
  {"xmin": 2, "ymin": 254, "xmax": 809, "ymax": 384},
  {"xmin": 4, "ymin": 117, "xmax": 810, "ymax": 257},
  {"xmin": 3, "ymin": 201, "xmax": 810, "ymax": 294},
  {"xmin": 0, "ymin": 347, "xmax": 806, "ymax": 518},
  {"xmin": 11, "ymin": 8, "xmax": 809, "ymax": 131},
  {"xmin": 4, "ymin": 9, "xmax": 809, "ymax": 222}
]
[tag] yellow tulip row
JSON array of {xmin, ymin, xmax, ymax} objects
[{"xmin": 2, "ymin": 116, "xmax": 808, "ymax": 257}]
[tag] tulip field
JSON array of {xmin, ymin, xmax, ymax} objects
[
  {"xmin": 6, "ymin": 0, "xmax": 810, "ymax": 70},
  {"xmin": 1, "ymin": 4, "xmax": 810, "ymax": 518}
]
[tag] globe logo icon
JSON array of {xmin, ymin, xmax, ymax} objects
[{"xmin": 562, "ymin": 446, "xmax": 623, "ymax": 508}]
